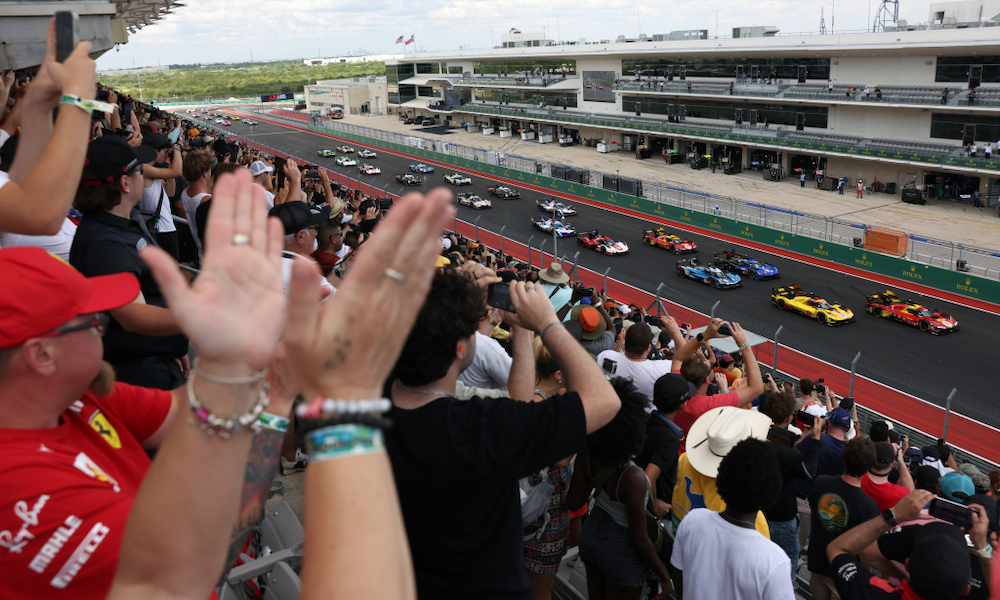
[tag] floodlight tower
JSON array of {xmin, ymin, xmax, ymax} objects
[{"xmin": 873, "ymin": 0, "xmax": 899, "ymax": 32}]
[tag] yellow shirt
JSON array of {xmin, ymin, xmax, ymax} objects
[{"xmin": 670, "ymin": 453, "xmax": 770, "ymax": 539}]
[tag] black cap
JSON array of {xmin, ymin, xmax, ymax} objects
[
  {"xmin": 653, "ymin": 373, "xmax": 697, "ymax": 413},
  {"xmin": 83, "ymin": 136, "xmax": 156, "ymax": 185},
  {"xmin": 908, "ymin": 522, "xmax": 972, "ymax": 600},
  {"xmin": 873, "ymin": 441, "xmax": 896, "ymax": 472},
  {"xmin": 268, "ymin": 201, "xmax": 326, "ymax": 235},
  {"xmin": 141, "ymin": 131, "xmax": 170, "ymax": 150}
]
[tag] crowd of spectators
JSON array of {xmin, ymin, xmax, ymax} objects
[{"xmin": 1, "ymin": 22, "xmax": 998, "ymax": 600}]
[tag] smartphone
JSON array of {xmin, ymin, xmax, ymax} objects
[
  {"xmin": 795, "ymin": 410, "xmax": 815, "ymax": 427},
  {"xmin": 644, "ymin": 314, "xmax": 660, "ymax": 325},
  {"xmin": 601, "ymin": 358, "xmax": 618, "ymax": 375},
  {"xmin": 928, "ymin": 497, "xmax": 975, "ymax": 530},
  {"xmin": 487, "ymin": 282, "xmax": 516, "ymax": 313},
  {"xmin": 55, "ymin": 11, "xmax": 79, "ymax": 63},
  {"xmin": 767, "ymin": 426, "xmax": 797, "ymax": 447},
  {"xmin": 718, "ymin": 323, "xmax": 732, "ymax": 336},
  {"xmin": 378, "ymin": 198, "xmax": 393, "ymax": 210}
]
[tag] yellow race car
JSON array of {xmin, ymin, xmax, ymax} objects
[{"xmin": 771, "ymin": 284, "xmax": 854, "ymax": 326}]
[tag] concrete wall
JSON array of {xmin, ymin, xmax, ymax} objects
[
  {"xmin": 827, "ymin": 104, "xmax": 933, "ymax": 140},
  {"xmin": 833, "ymin": 55, "xmax": 938, "ymax": 85},
  {"xmin": 928, "ymin": 0, "xmax": 1000, "ymax": 22}
]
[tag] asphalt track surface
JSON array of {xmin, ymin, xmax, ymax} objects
[{"xmin": 192, "ymin": 113, "xmax": 999, "ymax": 429}]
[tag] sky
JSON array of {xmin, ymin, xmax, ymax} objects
[{"xmin": 96, "ymin": 0, "xmax": 937, "ymax": 69}]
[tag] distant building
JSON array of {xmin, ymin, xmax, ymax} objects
[
  {"xmin": 305, "ymin": 76, "xmax": 388, "ymax": 116},
  {"xmin": 303, "ymin": 54, "xmax": 400, "ymax": 66},
  {"xmin": 97, "ymin": 65, "xmax": 170, "ymax": 76}
]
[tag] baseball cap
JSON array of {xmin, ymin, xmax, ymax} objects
[
  {"xmin": 570, "ymin": 305, "xmax": 607, "ymax": 341},
  {"xmin": 652, "ymin": 373, "xmax": 697, "ymax": 414},
  {"xmin": 268, "ymin": 201, "xmax": 327, "ymax": 235},
  {"xmin": 250, "ymin": 160, "xmax": 275, "ymax": 177},
  {"xmin": 827, "ymin": 407, "xmax": 852, "ymax": 429},
  {"xmin": 141, "ymin": 131, "xmax": 170, "ymax": 150},
  {"xmin": 0, "ymin": 247, "xmax": 140, "ymax": 349},
  {"xmin": 872, "ymin": 441, "xmax": 896, "ymax": 472},
  {"xmin": 907, "ymin": 522, "xmax": 973, "ymax": 600},
  {"xmin": 940, "ymin": 472, "xmax": 974, "ymax": 502},
  {"xmin": 686, "ymin": 406, "xmax": 771, "ymax": 477},
  {"xmin": 914, "ymin": 465, "xmax": 941, "ymax": 491},
  {"xmin": 83, "ymin": 136, "xmax": 157, "ymax": 185},
  {"xmin": 958, "ymin": 463, "xmax": 990, "ymax": 493}
]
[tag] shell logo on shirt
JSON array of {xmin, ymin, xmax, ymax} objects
[
  {"xmin": 817, "ymin": 492, "xmax": 849, "ymax": 531},
  {"xmin": 88, "ymin": 411, "xmax": 121, "ymax": 449}
]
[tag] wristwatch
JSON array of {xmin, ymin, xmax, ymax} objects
[
  {"xmin": 881, "ymin": 508, "xmax": 897, "ymax": 527},
  {"xmin": 696, "ymin": 332, "xmax": 704, "ymax": 342}
]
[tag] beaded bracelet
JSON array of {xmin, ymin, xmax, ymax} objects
[
  {"xmin": 305, "ymin": 424, "xmax": 385, "ymax": 462},
  {"xmin": 257, "ymin": 412, "xmax": 289, "ymax": 433},
  {"xmin": 186, "ymin": 372, "xmax": 270, "ymax": 439},
  {"xmin": 59, "ymin": 94, "xmax": 117, "ymax": 115},
  {"xmin": 295, "ymin": 397, "xmax": 392, "ymax": 420},
  {"xmin": 193, "ymin": 358, "xmax": 267, "ymax": 384}
]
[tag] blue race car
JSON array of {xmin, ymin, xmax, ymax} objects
[
  {"xmin": 409, "ymin": 163, "xmax": 434, "ymax": 173},
  {"xmin": 532, "ymin": 216, "xmax": 577, "ymax": 237},
  {"xmin": 676, "ymin": 257, "xmax": 742, "ymax": 289},
  {"xmin": 714, "ymin": 250, "xmax": 779, "ymax": 280}
]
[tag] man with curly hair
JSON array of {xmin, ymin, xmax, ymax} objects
[
  {"xmin": 387, "ymin": 267, "xmax": 621, "ymax": 600},
  {"xmin": 671, "ymin": 438, "xmax": 795, "ymax": 599}
]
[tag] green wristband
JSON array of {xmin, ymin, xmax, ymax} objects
[{"xmin": 258, "ymin": 412, "xmax": 289, "ymax": 433}]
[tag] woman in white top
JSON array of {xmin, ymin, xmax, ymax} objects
[{"xmin": 139, "ymin": 131, "xmax": 182, "ymax": 259}]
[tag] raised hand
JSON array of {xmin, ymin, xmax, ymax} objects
[
  {"xmin": 143, "ymin": 169, "xmax": 286, "ymax": 373},
  {"xmin": 284, "ymin": 187, "xmax": 455, "ymax": 400}
]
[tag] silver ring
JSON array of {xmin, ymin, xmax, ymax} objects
[
  {"xmin": 526, "ymin": 284, "xmax": 535, "ymax": 290},
  {"xmin": 232, "ymin": 233, "xmax": 251, "ymax": 245},
  {"xmin": 385, "ymin": 268, "xmax": 405, "ymax": 282}
]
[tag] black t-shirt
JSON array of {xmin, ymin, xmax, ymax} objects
[
  {"xmin": 807, "ymin": 475, "xmax": 879, "ymax": 578},
  {"xmin": 70, "ymin": 211, "xmax": 188, "ymax": 361},
  {"xmin": 635, "ymin": 412, "xmax": 681, "ymax": 504},
  {"xmin": 830, "ymin": 554, "xmax": 903, "ymax": 599},
  {"xmin": 194, "ymin": 198, "xmax": 212, "ymax": 250},
  {"xmin": 386, "ymin": 392, "xmax": 587, "ymax": 600},
  {"xmin": 795, "ymin": 434, "xmax": 846, "ymax": 498},
  {"xmin": 765, "ymin": 436, "xmax": 820, "ymax": 522},
  {"xmin": 878, "ymin": 521, "xmax": 990, "ymax": 600}
]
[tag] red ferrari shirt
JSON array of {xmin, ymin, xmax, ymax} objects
[{"xmin": 0, "ymin": 383, "xmax": 170, "ymax": 599}]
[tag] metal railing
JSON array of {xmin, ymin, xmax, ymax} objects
[{"xmin": 252, "ymin": 108, "xmax": 1000, "ymax": 279}]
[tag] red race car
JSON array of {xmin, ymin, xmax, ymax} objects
[
  {"xmin": 641, "ymin": 227, "xmax": 697, "ymax": 254},
  {"xmin": 864, "ymin": 290, "xmax": 958, "ymax": 334},
  {"xmin": 577, "ymin": 230, "xmax": 629, "ymax": 255}
]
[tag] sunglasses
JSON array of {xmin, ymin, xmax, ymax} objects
[{"xmin": 37, "ymin": 312, "xmax": 110, "ymax": 339}]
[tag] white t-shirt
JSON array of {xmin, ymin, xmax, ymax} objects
[
  {"xmin": 671, "ymin": 509, "xmax": 794, "ymax": 600},
  {"xmin": 254, "ymin": 183, "xmax": 275, "ymax": 209},
  {"xmin": 458, "ymin": 330, "xmax": 512, "ymax": 389},
  {"xmin": 594, "ymin": 350, "xmax": 673, "ymax": 409},
  {"xmin": 180, "ymin": 189, "xmax": 210, "ymax": 255},
  {"xmin": 140, "ymin": 179, "xmax": 177, "ymax": 233},
  {"xmin": 0, "ymin": 217, "xmax": 78, "ymax": 260},
  {"xmin": 280, "ymin": 251, "xmax": 335, "ymax": 301}
]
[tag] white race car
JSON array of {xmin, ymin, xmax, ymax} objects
[
  {"xmin": 336, "ymin": 145, "xmax": 355, "ymax": 153},
  {"xmin": 444, "ymin": 173, "xmax": 472, "ymax": 185},
  {"xmin": 537, "ymin": 198, "xmax": 577, "ymax": 216},
  {"xmin": 456, "ymin": 193, "xmax": 491, "ymax": 209},
  {"xmin": 335, "ymin": 156, "xmax": 358, "ymax": 166},
  {"xmin": 358, "ymin": 163, "xmax": 381, "ymax": 175},
  {"xmin": 532, "ymin": 216, "xmax": 577, "ymax": 237},
  {"xmin": 358, "ymin": 149, "xmax": 377, "ymax": 158}
]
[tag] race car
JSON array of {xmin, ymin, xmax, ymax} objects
[
  {"xmin": 243, "ymin": 120, "xmax": 258, "ymax": 125},
  {"xmin": 358, "ymin": 149, "xmax": 377, "ymax": 159},
  {"xmin": 532, "ymin": 216, "xmax": 576, "ymax": 237},
  {"xmin": 221, "ymin": 121, "xmax": 232, "ymax": 126},
  {"xmin": 456, "ymin": 193, "xmax": 491, "ymax": 209},
  {"xmin": 676, "ymin": 258, "xmax": 741, "ymax": 288},
  {"xmin": 488, "ymin": 186, "xmax": 521, "ymax": 199},
  {"xmin": 335, "ymin": 156, "xmax": 357, "ymax": 167},
  {"xmin": 642, "ymin": 228, "xmax": 697, "ymax": 254},
  {"xmin": 336, "ymin": 145, "xmax": 355, "ymax": 153},
  {"xmin": 864, "ymin": 290, "xmax": 958, "ymax": 334},
  {"xmin": 230, "ymin": 116, "xmax": 241, "ymax": 121},
  {"xmin": 358, "ymin": 163, "xmax": 381, "ymax": 175},
  {"xmin": 577, "ymin": 231, "xmax": 629, "ymax": 255},
  {"xmin": 444, "ymin": 173, "xmax": 472, "ymax": 185},
  {"xmin": 410, "ymin": 163, "xmax": 434, "ymax": 173},
  {"xmin": 317, "ymin": 149, "xmax": 336, "ymax": 157},
  {"xmin": 771, "ymin": 284, "xmax": 854, "ymax": 325},
  {"xmin": 536, "ymin": 198, "xmax": 577, "ymax": 216},
  {"xmin": 396, "ymin": 173, "xmax": 422, "ymax": 185},
  {"xmin": 714, "ymin": 249, "xmax": 779, "ymax": 279}
]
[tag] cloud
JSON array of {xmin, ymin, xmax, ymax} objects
[{"xmin": 96, "ymin": 0, "xmax": 935, "ymax": 69}]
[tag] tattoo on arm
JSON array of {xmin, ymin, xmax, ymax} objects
[{"xmin": 220, "ymin": 428, "xmax": 284, "ymax": 577}]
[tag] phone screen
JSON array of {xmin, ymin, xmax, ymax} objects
[
  {"xmin": 601, "ymin": 358, "xmax": 618, "ymax": 375},
  {"xmin": 487, "ymin": 282, "xmax": 515, "ymax": 313},
  {"xmin": 928, "ymin": 497, "xmax": 974, "ymax": 530}
]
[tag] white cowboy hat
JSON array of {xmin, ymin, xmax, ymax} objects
[{"xmin": 686, "ymin": 406, "xmax": 771, "ymax": 478}]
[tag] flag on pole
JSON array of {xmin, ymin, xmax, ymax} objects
[
  {"xmin": 395, "ymin": 35, "xmax": 404, "ymax": 44},
  {"xmin": 405, "ymin": 35, "xmax": 414, "ymax": 45}
]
